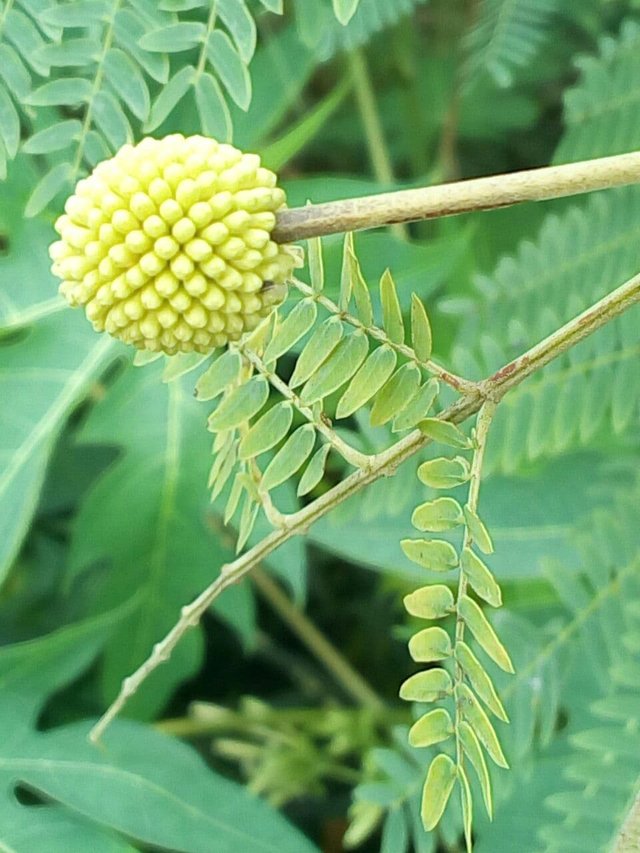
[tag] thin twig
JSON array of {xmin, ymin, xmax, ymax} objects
[
  {"xmin": 453, "ymin": 401, "xmax": 496, "ymax": 789},
  {"xmin": 89, "ymin": 267, "xmax": 640, "ymax": 743},
  {"xmin": 273, "ymin": 150, "xmax": 640, "ymax": 243}
]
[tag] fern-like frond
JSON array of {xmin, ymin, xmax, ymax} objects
[
  {"xmin": 539, "ymin": 484, "xmax": 640, "ymax": 852},
  {"xmin": 556, "ymin": 20, "xmax": 640, "ymax": 163},
  {"xmin": 455, "ymin": 18, "xmax": 640, "ymax": 474},
  {"xmin": 0, "ymin": 0, "xmax": 61, "ymax": 178},
  {"xmin": 454, "ymin": 186, "xmax": 640, "ymax": 474},
  {"xmin": 464, "ymin": 0, "xmax": 564, "ymax": 88},
  {"xmin": 295, "ymin": 0, "xmax": 428, "ymax": 61}
]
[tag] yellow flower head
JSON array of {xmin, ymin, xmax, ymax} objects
[{"xmin": 50, "ymin": 134, "xmax": 299, "ymax": 355}]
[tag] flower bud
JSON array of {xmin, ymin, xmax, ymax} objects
[{"xmin": 51, "ymin": 134, "xmax": 300, "ymax": 355}]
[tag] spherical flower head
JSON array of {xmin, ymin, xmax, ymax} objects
[{"xmin": 50, "ymin": 134, "xmax": 301, "ymax": 355}]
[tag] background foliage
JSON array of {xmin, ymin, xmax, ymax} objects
[{"xmin": 1, "ymin": 0, "xmax": 640, "ymax": 850}]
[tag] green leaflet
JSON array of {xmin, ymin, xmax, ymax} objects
[
  {"xmin": 391, "ymin": 379, "xmax": 439, "ymax": 432},
  {"xmin": 139, "ymin": 22, "xmax": 206, "ymax": 53},
  {"xmin": 307, "ymin": 236, "xmax": 324, "ymax": 293},
  {"xmin": 26, "ymin": 77, "xmax": 93, "ymax": 105},
  {"xmin": 463, "ymin": 505, "xmax": 494, "ymax": 554},
  {"xmin": 401, "ymin": 538, "xmax": 459, "ymax": 572},
  {"xmin": 224, "ymin": 474, "xmax": 244, "ymax": 525},
  {"xmin": 339, "ymin": 233, "xmax": 355, "ymax": 311},
  {"xmin": 299, "ymin": 330, "xmax": 368, "ymax": 404},
  {"xmin": 332, "ymin": 0, "xmax": 360, "ymax": 25},
  {"xmin": 456, "ymin": 683, "xmax": 509, "ymax": 769},
  {"xmin": 411, "ymin": 497, "xmax": 464, "ymax": 532},
  {"xmin": 408, "ymin": 708, "xmax": 454, "ymax": 748},
  {"xmin": 380, "ymin": 268, "xmax": 404, "ymax": 345},
  {"xmin": 215, "ymin": 0, "xmax": 257, "ymax": 63},
  {"xmin": 403, "ymin": 584, "xmax": 455, "ymax": 619},
  {"xmin": 456, "ymin": 641, "xmax": 508, "ymax": 722},
  {"xmin": 238, "ymin": 402, "xmax": 293, "ymax": 459},
  {"xmin": 370, "ymin": 364, "xmax": 421, "ymax": 427},
  {"xmin": 458, "ymin": 595, "xmax": 514, "ymax": 673},
  {"xmin": 420, "ymin": 754, "xmax": 456, "ymax": 831},
  {"xmin": 410, "ymin": 293, "xmax": 433, "ymax": 363},
  {"xmin": 208, "ymin": 376, "xmax": 269, "ymax": 431},
  {"xmin": 263, "ymin": 298, "xmax": 318, "ymax": 363},
  {"xmin": 350, "ymin": 247, "xmax": 373, "ymax": 327},
  {"xmin": 21, "ymin": 119, "xmax": 81, "ymax": 154},
  {"xmin": 195, "ymin": 350, "xmax": 242, "ymax": 401},
  {"xmin": 104, "ymin": 47, "xmax": 150, "ymax": 122},
  {"xmin": 290, "ymin": 316, "xmax": 344, "ymax": 388},
  {"xmin": 209, "ymin": 437, "xmax": 238, "ymax": 500},
  {"xmin": 420, "ymin": 418, "xmax": 472, "ymax": 449},
  {"xmin": 399, "ymin": 668, "xmax": 452, "ymax": 702},
  {"xmin": 262, "ymin": 425, "xmax": 316, "ymax": 491},
  {"xmin": 336, "ymin": 345, "xmax": 397, "ymax": 419},
  {"xmin": 162, "ymin": 351, "xmax": 210, "ymax": 382},
  {"xmin": 459, "ymin": 764, "xmax": 473, "ymax": 853},
  {"xmin": 297, "ymin": 443, "xmax": 331, "ymax": 496},
  {"xmin": 418, "ymin": 456, "xmax": 471, "ymax": 489},
  {"xmin": 460, "ymin": 547, "xmax": 502, "ymax": 607},
  {"xmin": 260, "ymin": 0, "xmax": 283, "ymax": 15},
  {"xmin": 146, "ymin": 65, "xmax": 195, "ymax": 132},
  {"xmin": 195, "ymin": 72, "xmax": 232, "ymax": 141},
  {"xmin": 237, "ymin": 492, "xmax": 260, "ymax": 551},
  {"xmin": 408, "ymin": 626, "xmax": 452, "ymax": 662},
  {"xmin": 26, "ymin": 162, "xmax": 73, "ymax": 217},
  {"xmin": 207, "ymin": 29, "xmax": 252, "ymax": 111},
  {"xmin": 459, "ymin": 720, "xmax": 492, "ymax": 819}
]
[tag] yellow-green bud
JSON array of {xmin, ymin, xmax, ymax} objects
[{"xmin": 50, "ymin": 134, "xmax": 300, "ymax": 355}]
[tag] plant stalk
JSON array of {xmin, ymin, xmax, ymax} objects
[{"xmin": 273, "ymin": 150, "xmax": 640, "ymax": 242}]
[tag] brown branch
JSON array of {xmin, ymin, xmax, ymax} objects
[{"xmin": 273, "ymin": 150, "xmax": 640, "ymax": 242}]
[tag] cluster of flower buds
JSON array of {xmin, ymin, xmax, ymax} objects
[{"xmin": 50, "ymin": 134, "xmax": 299, "ymax": 354}]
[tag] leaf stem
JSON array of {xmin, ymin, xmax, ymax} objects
[
  {"xmin": 453, "ymin": 401, "xmax": 496, "ymax": 784},
  {"xmin": 72, "ymin": 0, "xmax": 122, "ymax": 178},
  {"xmin": 89, "ymin": 266, "xmax": 640, "ymax": 743},
  {"xmin": 273, "ymin": 150, "xmax": 640, "ymax": 243}
]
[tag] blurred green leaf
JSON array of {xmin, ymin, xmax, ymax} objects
[
  {"xmin": 69, "ymin": 362, "xmax": 256, "ymax": 717},
  {"xmin": 0, "ymin": 611, "xmax": 318, "ymax": 852}
]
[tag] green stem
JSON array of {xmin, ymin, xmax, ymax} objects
[
  {"xmin": 453, "ymin": 401, "xmax": 496, "ymax": 783},
  {"xmin": 194, "ymin": 0, "xmax": 217, "ymax": 80},
  {"xmin": 72, "ymin": 0, "xmax": 122, "ymax": 178},
  {"xmin": 348, "ymin": 49, "xmax": 407, "ymax": 240},
  {"xmin": 252, "ymin": 566, "xmax": 385, "ymax": 710}
]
